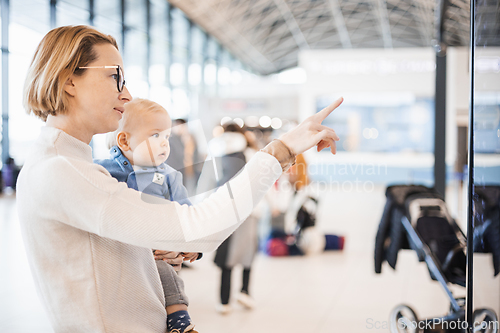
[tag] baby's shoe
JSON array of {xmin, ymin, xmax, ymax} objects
[
  {"xmin": 167, "ymin": 310, "xmax": 196, "ymax": 333},
  {"xmin": 237, "ymin": 292, "xmax": 255, "ymax": 309},
  {"xmin": 168, "ymin": 323, "xmax": 197, "ymax": 333}
]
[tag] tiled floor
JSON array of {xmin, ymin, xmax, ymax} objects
[{"xmin": 0, "ymin": 185, "xmax": 466, "ymax": 332}]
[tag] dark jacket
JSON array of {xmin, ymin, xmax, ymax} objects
[{"xmin": 208, "ymin": 132, "xmax": 258, "ymax": 269}]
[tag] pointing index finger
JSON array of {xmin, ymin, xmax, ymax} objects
[{"xmin": 314, "ymin": 97, "xmax": 343, "ymax": 123}]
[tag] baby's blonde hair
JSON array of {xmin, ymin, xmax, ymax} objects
[{"xmin": 107, "ymin": 98, "xmax": 170, "ymax": 149}]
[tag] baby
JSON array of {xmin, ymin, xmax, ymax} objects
[{"xmin": 95, "ymin": 98, "xmax": 199, "ymax": 333}]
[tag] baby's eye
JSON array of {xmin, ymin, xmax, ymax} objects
[{"xmin": 152, "ymin": 133, "xmax": 159, "ymax": 138}]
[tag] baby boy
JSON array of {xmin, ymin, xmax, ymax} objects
[{"xmin": 95, "ymin": 98, "xmax": 199, "ymax": 333}]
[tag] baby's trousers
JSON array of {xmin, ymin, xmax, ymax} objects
[{"xmin": 155, "ymin": 260, "xmax": 189, "ymax": 307}]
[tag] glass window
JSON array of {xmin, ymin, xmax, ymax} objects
[
  {"xmin": 3, "ymin": 0, "xmax": 244, "ymax": 164},
  {"xmin": 8, "ymin": 1, "xmax": 51, "ymax": 165},
  {"xmin": 150, "ymin": 0, "xmax": 169, "ymax": 84},
  {"xmin": 96, "ymin": 0, "xmax": 121, "ymax": 23},
  {"xmin": 171, "ymin": 7, "xmax": 188, "ymax": 51},
  {"xmin": 57, "ymin": 1, "xmax": 90, "ymax": 26},
  {"xmin": 124, "ymin": 29, "xmax": 148, "ymax": 97},
  {"xmin": 125, "ymin": 0, "xmax": 146, "ymax": 33},
  {"xmin": 317, "ymin": 94, "xmax": 434, "ymax": 154},
  {"xmin": 123, "ymin": 0, "xmax": 148, "ymax": 98},
  {"xmin": 10, "ymin": 0, "xmax": 50, "ymax": 34},
  {"xmin": 60, "ymin": 0, "xmax": 88, "ymax": 11},
  {"xmin": 191, "ymin": 25, "xmax": 205, "ymax": 63},
  {"xmin": 470, "ymin": 0, "xmax": 500, "ymax": 326},
  {"xmin": 206, "ymin": 36, "xmax": 218, "ymax": 60},
  {"xmin": 149, "ymin": 0, "xmax": 170, "ymax": 108},
  {"xmin": 94, "ymin": 0, "xmax": 122, "ymax": 48}
]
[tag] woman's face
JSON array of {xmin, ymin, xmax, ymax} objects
[{"xmin": 69, "ymin": 43, "xmax": 132, "ymax": 136}]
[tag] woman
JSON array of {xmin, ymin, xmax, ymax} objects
[
  {"xmin": 18, "ymin": 25, "xmax": 342, "ymax": 333},
  {"xmin": 209, "ymin": 123, "xmax": 261, "ymax": 314}
]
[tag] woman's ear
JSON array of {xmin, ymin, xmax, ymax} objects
[
  {"xmin": 116, "ymin": 132, "xmax": 131, "ymax": 151},
  {"xmin": 64, "ymin": 76, "xmax": 77, "ymax": 97}
]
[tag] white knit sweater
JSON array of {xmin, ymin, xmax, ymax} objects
[{"xmin": 16, "ymin": 127, "xmax": 282, "ymax": 333}]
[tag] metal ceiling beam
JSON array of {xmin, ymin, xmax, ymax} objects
[
  {"xmin": 435, "ymin": 0, "xmax": 450, "ymax": 48},
  {"xmin": 412, "ymin": 0, "xmax": 434, "ymax": 46},
  {"xmin": 273, "ymin": 0, "xmax": 310, "ymax": 50},
  {"xmin": 326, "ymin": 0, "xmax": 352, "ymax": 48},
  {"xmin": 374, "ymin": 0, "xmax": 393, "ymax": 48},
  {"xmin": 170, "ymin": 0, "xmax": 277, "ymax": 73},
  {"xmin": 167, "ymin": 0, "xmax": 470, "ymax": 74}
]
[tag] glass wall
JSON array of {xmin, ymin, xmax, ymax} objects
[
  {"xmin": 7, "ymin": 0, "xmax": 51, "ymax": 166},
  {"xmin": 469, "ymin": 0, "xmax": 500, "ymax": 329},
  {"xmin": 0, "ymin": 0, "xmax": 246, "ymax": 164}
]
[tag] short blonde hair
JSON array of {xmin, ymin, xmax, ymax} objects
[
  {"xmin": 107, "ymin": 98, "xmax": 170, "ymax": 149},
  {"xmin": 23, "ymin": 25, "xmax": 118, "ymax": 121}
]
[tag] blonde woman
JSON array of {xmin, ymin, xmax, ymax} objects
[{"xmin": 19, "ymin": 25, "xmax": 342, "ymax": 333}]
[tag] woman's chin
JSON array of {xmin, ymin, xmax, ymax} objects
[{"xmin": 100, "ymin": 122, "xmax": 120, "ymax": 135}]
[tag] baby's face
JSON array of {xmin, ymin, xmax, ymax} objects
[{"xmin": 128, "ymin": 112, "xmax": 172, "ymax": 167}]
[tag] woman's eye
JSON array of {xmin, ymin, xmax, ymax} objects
[{"xmin": 111, "ymin": 74, "xmax": 118, "ymax": 80}]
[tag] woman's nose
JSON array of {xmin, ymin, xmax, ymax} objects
[{"xmin": 120, "ymin": 86, "xmax": 132, "ymax": 102}]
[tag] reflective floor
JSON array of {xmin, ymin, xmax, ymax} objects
[{"xmin": 0, "ymin": 185, "xmax": 464, "ymax": 333}]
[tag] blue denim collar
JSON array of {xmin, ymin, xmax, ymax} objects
[
  {"xmin": 110, "ymin": 146, "xmax": 169, "ymax": 173},
  {"xmin": 109, "ymin": 145, "xmax": 134, "ymax": 173},
  {"xmin": 133, "ymin": 163, "xmax": 169, "ymax": 173}
]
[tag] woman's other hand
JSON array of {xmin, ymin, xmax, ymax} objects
[
  {"xmin": 153, "ymin": 250, "xmax": 183, "ymax": 271},
  {"xmin": 181, "ymin": 252, "xmax": 199, "ymax": 263},
  {"xmin": 279, "ymin": 97, "xmax": 343, "ymax": 155}
]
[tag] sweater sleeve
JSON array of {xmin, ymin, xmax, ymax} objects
[
  {"xmin": 34, "ymin": 151, "xmax": 282, "ymax": 253},
  {"xmin": 168, "ymin": 170, "xmax": 192, "ymax": 206}
]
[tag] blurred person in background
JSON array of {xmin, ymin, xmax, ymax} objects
[
  {"xmin": 208, "ymin": 123, "xmax": 262, "ymax": 314},
  {"xmin": 2, "ymin": 156, "xmax": 21, "ymax": 191},
  {"xmin": 166, "ymin": 119, "xmax": 186, "ymax": 180},
  {"xmin": 167, "ymin": 119, "xmax": 202, "ymax": 196},
  {"xmin": 288, "ymin": 154, "xmax": 310, "ymax": 192}
]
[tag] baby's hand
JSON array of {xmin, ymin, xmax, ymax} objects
[{"xmin": 181, "ymin": 252, "xmax": 199, "ymax": 263}]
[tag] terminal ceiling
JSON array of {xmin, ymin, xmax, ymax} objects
[{"xmin": 168, "ymin": 0, "xmax": 474, "ymax": 75}]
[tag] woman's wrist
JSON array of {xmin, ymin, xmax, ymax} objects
[{"xmin": 260, "ymin": 139, "xmax": 296, "ymax": 172}]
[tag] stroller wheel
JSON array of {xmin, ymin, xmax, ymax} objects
[
  {"xmin": 389, "ymin": 304, "xmax": 419, "ymax": 333},
  {"xmin": 472, "ymin": 308, "xmax": 498, "ymax": 333}
]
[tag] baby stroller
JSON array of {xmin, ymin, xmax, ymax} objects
[{"xmin": 375, "ymin": 185, "xmax": 470, "ymax": 333}]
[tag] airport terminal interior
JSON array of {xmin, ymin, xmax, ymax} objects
[{"xmin": 0, "ymin": 0, "xmax": 499, "ymax": 332}]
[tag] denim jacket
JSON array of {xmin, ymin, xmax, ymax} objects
[{"xmin": 95, "ymin": 146, "xmax": 192, "ymax": 206}]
